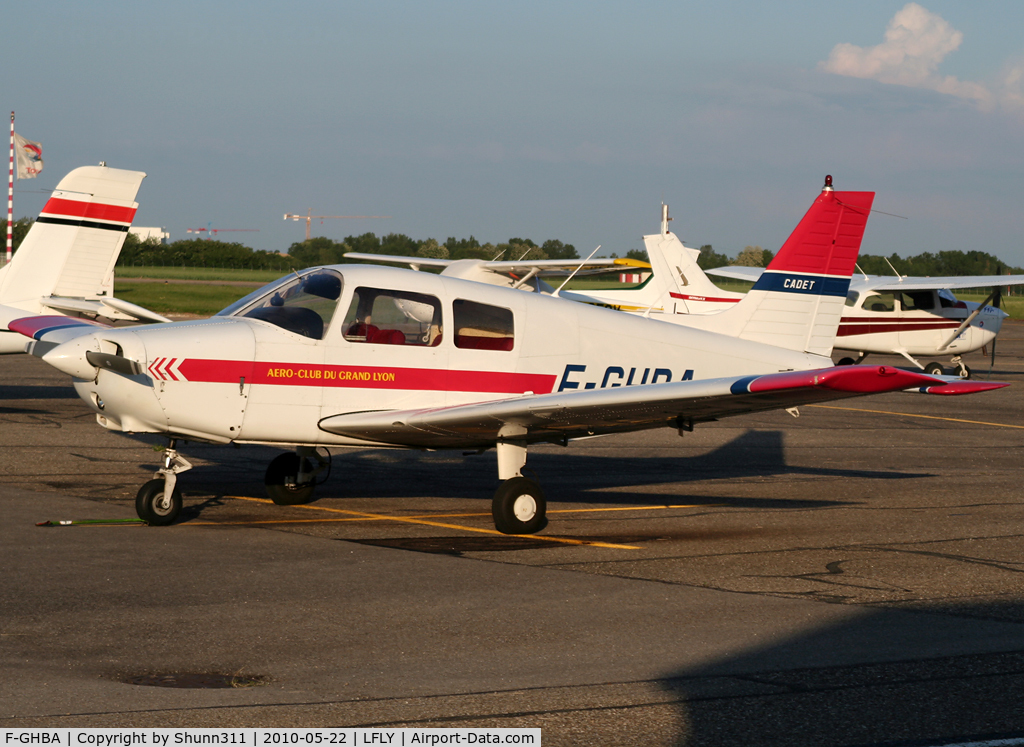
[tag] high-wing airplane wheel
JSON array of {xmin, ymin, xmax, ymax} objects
[
  {"xmin": 135, "ymin": 479, "xmax": 183, "ymax": 526},
  {"xmin": 492, "ymin": 477, "xmax": 547, "ymax": 535},
  {"xmin": 959, "ymin": 365, "xmax": 972, "ymax": 379},
  {"xmin": 836, "ymin": 357, "xmax": 856, "ymax": 366},
  {"xmin": 924, "ymin": 362, "xmax": 945, "ymax": 376},
  {"xmin": 265, "ymin": 453, "xmax": 316, "ymax": 505}
]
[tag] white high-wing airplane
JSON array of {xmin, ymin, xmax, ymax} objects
[
  {"xmin": 341, "ymin": 251, "xmax": 654, "ymax": 306},
  {"xmin": 0, "ymin": 164, "xmax": 169, "ymax": 354},
  {"xmin": 705, "ymin": 264, "xmax": 1016, "ymax": 376},
  {"xmin": 1, "ymin": 181, "xmax": 1005, "ymax": 534}
]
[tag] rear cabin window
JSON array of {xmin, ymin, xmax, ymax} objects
[
  {"xmin": 342, "ymin": 287, "xmax": 443, "ymax": 346},
  {"xmin": 862, "ymin": 293, "xmax": 896, "ymax": 313},
  {"xmin": 845, "ymin": 291, "xmax": 860, "ymax": 308},
  {"xmin": 453, "ymin": 299, "xmax": 515, "ymax": 351}
]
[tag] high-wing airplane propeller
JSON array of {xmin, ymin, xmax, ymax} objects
[{"xmin": 2, "ymin": 178, "xmax": 1008, "ymax": 534}]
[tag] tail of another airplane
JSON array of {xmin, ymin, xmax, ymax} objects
[
  {"xmin": 672, "ymin": 178, "xmax": 875, "ymax": 357},
  {"xmin": 0, "ymin": 166, "xmax": 168, "ymax": 350},
  {"xmin": 642, "ymin": 205, "xmax": 745, "ymax": 315}
]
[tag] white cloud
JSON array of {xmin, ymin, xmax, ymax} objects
[{"xmin": 821, "ymin": 3, "xmax": 994, "ymax": 109}]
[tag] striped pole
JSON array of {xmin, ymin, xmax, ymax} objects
[{"xmin": 6, "ymin": 111, "xmax": 13, "ymax": 264}]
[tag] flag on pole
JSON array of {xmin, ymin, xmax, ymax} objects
[{"xmin": 13, "ymin": 132, "xmax": 43, "ymax": 178}]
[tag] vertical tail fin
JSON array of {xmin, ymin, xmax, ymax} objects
[
  {"xmin": 678, "ymin": 179, "xmax": 875, "ymax": 356},
  {"xmin": 0, "ymin": 165, "xmax": 146, "ymax": 306},
  {"xmin": 643, "ymin": 204, "xmax": 745, "ymax": 314}
]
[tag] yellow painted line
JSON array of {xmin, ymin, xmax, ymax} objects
[
  {"xmin": 808, "ymin": 404, "xmax": 1024, "ymax": 429},
  {"xmin": 186, "ymin": 502, "xmax": 710, "ymax": 527},
  {"xmin": 223, "ymin": 496, "xmax": 642, "ymax": 550},
  {"xmin": 549, "ymin": 504, "xmax": 708, "ymax": 514}
]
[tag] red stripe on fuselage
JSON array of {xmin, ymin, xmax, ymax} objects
[
  {"xmin": 40, "ymin": 197, "xmax": 137, "ymax": 225},
  {"xmin": 669, "ymin": 292, "xmax": 741, "ymax": 304},
  {"xmin": 173, "ymin": 359, "xmax": 557, "ymax": 394},
  {"xmin": 837, "ymin": 317, "xmax": 963, "ymax": 337}
]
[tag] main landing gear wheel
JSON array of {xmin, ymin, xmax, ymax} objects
[
  {"xmin": 492, "ymin": 477, "xmax": 547, "ymax": 535},
  {"xmin": 924, "ymin": 362, "xmax": 945, "ymax": 376},
  {"xmin": 959, "ymin": 365, "xmax": 972, "ymax": 379},
  {"xmin": 135, "ymin": 479, "xmax": 183, "ymax": 526},
  {"xmin": 836, "ymin": 357, "xmax": 856, "ymax": 366},
  {"xmin": 265, "ymin": 452, "xmax": 316, "ymax": 505}
]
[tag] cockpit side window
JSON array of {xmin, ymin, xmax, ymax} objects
[
  {"xmin": 861, "ymin": 293, "xmax": 895, "ymax": 313},
  {"xmin": 227, "ymin": 270, "xmax": 343, "ymax": 340},
  {"xmin": 453, "ymin": 299, "xmax": 515, "ymax": 351},
  {"xmin": 342, "ymin": 287, "xmax": 443, "ymax": 346}
]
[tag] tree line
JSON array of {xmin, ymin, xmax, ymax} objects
[
  {"xmin": 116, "ymin": 231, "xmax": 580, "ymax": 270},
  {"xmin": 1, "ymin": 218, "xmax": 1020, "ymax": 278}
]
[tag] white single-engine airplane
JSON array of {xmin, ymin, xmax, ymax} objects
[
  {"xmin": 1, "ymin": 180, "xmax": 1006, "ymax": 534},
  {"xmin": 705, "ymin": 264, "xmax": 1017, "ymax": 376},
  {"xmin": 0, "ymin": 164, "xmax": 169, "ymax": 354}
]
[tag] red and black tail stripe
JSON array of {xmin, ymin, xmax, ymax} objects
[{"xmin": 35, "ymin": 197, "xmax": 137, "ymax": 233}]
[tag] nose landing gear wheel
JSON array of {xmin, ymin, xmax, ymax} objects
[
  {"xmin": 136, "ymin": 479, "xmax": 183, "ymax": 526},
  {"xmin": 492, "ymin": 477, "xmax": 547, "ymax": 535},
  {"xmin": 265, "ymin": 452, "xmax": 316, "ymax": 505}
]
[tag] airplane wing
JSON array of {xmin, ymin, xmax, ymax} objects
[
  {"xmin": 2, "ymin": 311, "xmax": 110, "ymax": 349},
  {"xmin": 706, "ymin": 267, "xmax": 1024, "ymax": 294},
  {"xmin": 343, "ymin": 253, "xmax": 454, "ymax": 269},
  {"xmin": 868, "ymin": 275, "xmax": 1024, "ymax": 292},
  {"xmin": 319, "ymin": 365, "xmax": 1004, "ymax": 449},
  {"xmin": 705, "ymin": 266, "xmax": 764, "ymax": 282},
  {"xmin": 343, "ymin": 252, "xmax": 649, "ymax": 276}
]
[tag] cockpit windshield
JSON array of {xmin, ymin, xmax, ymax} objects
[{"xmin": 216, "ymin": 269, "xmax": 343, "ymax": 340}]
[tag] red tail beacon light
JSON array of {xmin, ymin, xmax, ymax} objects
[{"xmin": 823, "ymin": 174, "xmax": 834, "ymax": 191}]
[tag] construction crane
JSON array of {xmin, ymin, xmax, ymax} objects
[
  {"xmin": 186, "ymin": 223, "xmax": 260, "ymax": 240},
  {"xmin": 284, "ymin": 209, "xmax": 390, "ymax": 241}
]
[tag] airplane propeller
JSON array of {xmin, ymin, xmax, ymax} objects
[
  {"xmin": 85, "ymin": 350, "xmax": 142, "ymax": 377},
  {"xmin": 987, "ymin": 285, "xmax": 1002, "ymax": 377}
]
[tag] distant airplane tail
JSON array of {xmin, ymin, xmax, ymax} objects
[
  {"xmin": 0, "ymin": 165, "xmax": 170, "ymax": 352},
  {"xmin": 0, "ymin": 165, "xmax": 144, "ymax": 304},
  {"xmin": 642, "ymin": 205, "xmax": 745, "ymax": 315},
  {"xmin": 677, "ymin": 178, "xmax": 875, "ymax": 357}
]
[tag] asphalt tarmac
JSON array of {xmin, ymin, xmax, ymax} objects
[{"xmin": 2, "ymin": 326, "xmax": 1024, "ymax": 746}]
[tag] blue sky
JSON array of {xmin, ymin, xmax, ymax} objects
[{"xmin": 4, "ymin": 1, "xmax": 1024, "ymax": 263}]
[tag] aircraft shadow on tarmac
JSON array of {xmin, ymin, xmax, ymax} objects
[
  {"xmin": 0, "ymin": 383, "xmax": 78, "ymax": 401},
  {"xmin": 309, "ymin": 429, "xmax": 925, "ymax": 504},
  {"xmin": 655, "ymin": 599, "xmax": 1024, "ymax": 746},
  {"xmin": 158, "ymin": 429, "xmax": 931, "ymax": 522}
]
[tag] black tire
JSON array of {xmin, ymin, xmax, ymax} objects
[
  {"xmin": 492, "ymin": 477, "xmax": 547, "ymax": 535},
  {"xmin": 135, "ymin": 479, "xmax": 183, "ymax": 526},
  {"xmin": 836, "ymin": 357, "xmax": 856, "ymax": 366},
  {"xmin": 924, "ymin": 362, "xmax": 945, "ymax": 376},
  {"xmin": 959, "ymin": 365, "xmax": 972, "ymax": 380},
  {"xmin": 265, "ymin": 452, "xmax": 315, "ymax": 505}
]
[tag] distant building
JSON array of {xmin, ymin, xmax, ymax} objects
[
  {"xmin": 129, "ymin": 226, "xmax": 170, "ymax": 244},
  {"xmin": 619, "ymin": 272, "xmax": 651, "ymax": 284}
]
